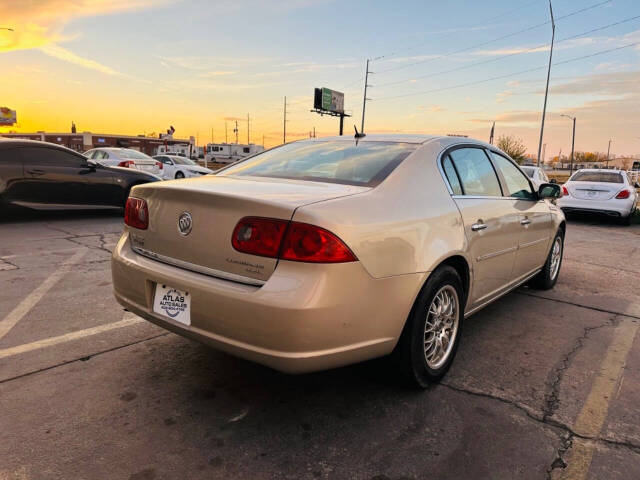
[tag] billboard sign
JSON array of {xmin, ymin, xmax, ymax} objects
[
  {"xmin": 0, "ymin": 107, "xmax": 16, "ymax": 126},
  {"xmin": 314, "ymin": 88, "xmax": 344, "ymax": 114}
]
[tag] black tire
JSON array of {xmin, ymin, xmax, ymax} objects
[
  {"xmin": 619, "ymin": 210, "xmax": 633, "ymax": 226},
  {"xmin": 530, "ymin": 230, "xmax": 564, "ymax": 290},
  {"xmin": 392, "ymin": 265, "xmax": 464, "ymax": 388},
  {"xmin": 175, "ymin": 171, "xmax": 185, "ymax": 179}
]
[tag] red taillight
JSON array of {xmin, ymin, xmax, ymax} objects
[
  {"xmin": 231, "ymin": 217, "xmax": 357, "ymax": 263},
  {"xmin": 124, "ymin": 197, "xmax": 148, "ymax": 230},
  {"xmin": 232, "ymin": 217, "xmax": 288, "ymax": 258},
  {"xmin": 615, "ymin": 189, "xmax": 630, "ymax": 199},
  {"xmin": 562, "ymin": 185, "xmax": 569, "ymax": 196},
  {"xmin": 118, "ymin": 160, "xmax": 134, "ymax": 168},
  {"xmin": 156, "ymin": 161, "xmax": 163, "ymax": 170},
  {"xmin": 280, "ymin": 222, "xmax": 357, "ymax": 263}
]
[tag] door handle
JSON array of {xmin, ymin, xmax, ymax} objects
[
  {"xmin": 471, "ymin": 223, "xmax": 487, "ymax": 231},
  {"xmin": 520, "ymin": 219, "xmax": 532, "ymax": 226},
  {"xmin": 27, "ymin": 169, "xmax": 45, "ymax": 176}
]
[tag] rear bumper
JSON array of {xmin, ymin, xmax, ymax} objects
[
  {"xmin": 557, "ymin": 197, "xmax": 635, "ymax": 217},
  {"xmin": 111, "ymin": 231, "xmax": 426, "ymax": 373}
]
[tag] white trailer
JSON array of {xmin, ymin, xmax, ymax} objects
[{"xmin": 204, "ymin": 143, "xmax": 264, "ymax": 164}]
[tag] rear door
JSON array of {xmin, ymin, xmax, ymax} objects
[
  {"xmin": 444, "ymin": 147, "xmax": 520, "ymax": 307},
  {"xmin": 488, "ymin": 151, "xmax": 553, "ymax": 281}
]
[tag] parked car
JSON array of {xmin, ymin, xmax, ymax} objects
[
  {"xmin": 153, "ymin": 155, "xmax": 213, "ymax": 179},
  {"xmin": 84, "ymin": 148, "xmax": 161, "ymax": 176},
  {"xmin": 112, "ymin": 135, "xmax": 564, "ymax": 386},
  {"xmin": 0, "ymin": 139, "xmax": 161, "ymax": 210},
  {"xmin": 520, "ymin": 165, "xmax": 554, "ymax": 189},
  {"xmin": 558, "ymin": 169, "xmax": 638, "ymax": 225}
]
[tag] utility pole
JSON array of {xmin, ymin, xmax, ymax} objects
[
  {"xmin": 313, "ymin": 126, "xmax": 316, "ymax": 138},
  {"xmin": 225, "ymin": 122, "xmax": 228, "ymax": 143},
  {"xmin": 606, "ymin": 139, "xmax": 612, "ymax": 168},
  {"xmin": 541, "ymin": 143, "xmax": 547, "ymax": 165},
  {"xmin": 233, "ymin": 121, "xmax": 239, "ymax": 144},
  {"xmin": 211, "ymin": 128, "xmax": 213, "ymax": 143},
  {"xmin": 247, "ymin": 113, "xmax": 250, "ymax": 144},
  {"xmin": 262, "ymin": 134, "xmax": 265, "ymax": 147},
  {"xmin": 537, "ymin": 0, "xmax": 555, "ymax": 168},
  {"xmin": 561, "ymin": 114, "xmax": 576, "ymax": 175},
  {"xmin": 361, "ymin": 59, "xmax": 373, "ymax": 134},
  {"xmin": 283, "ymin": 96, "xmax": 288, "ymax": 144}
]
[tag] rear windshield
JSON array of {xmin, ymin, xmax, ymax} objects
[
  {"xmin": 571, "ymin": 171, "xmax": 623, "ymax": 183},
  {"xmin": 119, "ymin": 149, "xmax": 152, "ymax": 160},
  {"xmin": 521, "ymin": 167, "xmax": 535, "ymax": 178},
  {"xmin": 219, "ymin": 141, "xmax": 417, "ymax": 187},
  {"xmin": 171, "ymin": 156, "xmax": 196, "ymax": 165}
]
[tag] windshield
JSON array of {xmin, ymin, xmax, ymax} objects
[
  {"xmin": 171, "ymin": 156, "xmax": 197, "ymax": 165},
  {"xmin": 118, "ymin": 149, "xmax": 152, "ymax": 160},
  {"xmin": 219, "ymin": 141, "xmax": 417, "ymax": 187},
  {"xmin": 521, "ymin": 167, "xmax": 535, "ymax": 178},
  {"xmin": 570, "ymin": 171, "xmax": 623, "ymax": 183}
]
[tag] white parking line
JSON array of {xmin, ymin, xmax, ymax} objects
[
  {"xmin": 0, "ymin": 249, "xmax": 87, "ymax": 341},
  {"xmin": 0, "ymin": 312, "xmax": 143, "ymax": 359}
]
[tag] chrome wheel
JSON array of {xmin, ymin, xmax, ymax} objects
[
  {"xmin": 424, "ymin": 285, "xmax": 459, "ymax": 370},
  {"xmin": 550, "ymin": 237, "xmax": 562, "ymax": 280}
]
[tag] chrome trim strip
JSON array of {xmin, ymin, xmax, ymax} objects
[
  {"xmin": 519, "ymin": 237, "xmax": 549, "ymax": 249},
  {"xmin": 464, "ymin": 268, "xmax": 541, "ymax": 318},
  {"xmin": 131, "ymin": 246, "xmax": 266, "ymax": 287},
  {"xmin": 476, "ymin": 246, "xmax": 517, "ymax": 262}
]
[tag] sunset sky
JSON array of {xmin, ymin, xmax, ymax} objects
[{"xmin": 1, "ymin": 0, "xmax": 639, "ymax": 157}]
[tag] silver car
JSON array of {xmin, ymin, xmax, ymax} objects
[
  {"xmin": 558, "ymin": 169, "xmax": 638, "ymax": 225},
  {"xmin": 85, "ymin": 148, "xmax": 161, "ymax": 176}
]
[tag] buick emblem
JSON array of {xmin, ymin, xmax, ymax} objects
[{"xmin": 178, "ymin": 212, "xmax": 192, "ymax": 236}]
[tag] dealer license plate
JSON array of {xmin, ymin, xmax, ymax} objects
[{"xmin": 153, "ymin": 284, "xmax": 191, "ymax": 325}]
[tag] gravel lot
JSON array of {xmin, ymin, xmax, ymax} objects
[{"xmin": 1, "ymin": 209, "xmax": 639, "ymax": 480}]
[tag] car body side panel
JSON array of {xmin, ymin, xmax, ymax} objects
[
  {"xmin": 511, "ymin": 199, "xmax": 553, "ymax": 281},
  {"xmin": 0, "ymin": 147, "xmax": 26, "ymax": 202},
  {"xmin": 291, "ymin": 141, "xmax": 469, "ymax": 280}
]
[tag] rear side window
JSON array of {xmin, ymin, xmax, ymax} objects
[
  {"xmin": 221, "ymin": 141, "xmax": 417, "ymax": 187},
  {"xmin": 442, "ymin": 155, "xmax": 463, "ymax": 195},
  {"xmin": 19, "ymin": 147, "xmax": 86, "ymax": 167},
  {"xmin": 489, "ymin": 152, "xmax": 535, "ymax": 200},
  {"xmin": 571, "ymin": 171, "xmax": 623, "ymax": 183},
  {"xmin": 448, "ymin": 148, "xmax": 502, "ymax": 197}
]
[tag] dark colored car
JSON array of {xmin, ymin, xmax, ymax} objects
[{"xmin": 0, "ymin": 139, "xmax": 161, "ymax": 211}]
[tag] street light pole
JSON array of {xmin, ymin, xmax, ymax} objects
[
  {"xmin": 561, "ymin": 114, "xmax": 576, "ymax": 175},
  {"xmin": 606, "ymin": 139, "xmax": 611, "ymax": 168},
  {"xmin": 537, "ymin": 0, "xmax": 555, "ymax": 168}
]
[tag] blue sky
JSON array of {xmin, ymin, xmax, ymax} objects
[{"xmin": 1, "ymin": 0, "xmax": 639, "ymax": 156}]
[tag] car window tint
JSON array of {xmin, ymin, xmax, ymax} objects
[
  {"xmin": 19, "ymin": 147, "xmax": 85, "ymax": 167},
  {"xmin": 489, "ymin": 152, "xmax": 535, "ymax": 200},
  {"xmin": 448, "ymin": 148, "xmax": 502, "ymax": 197},
  {"xmin": 221, "ymin": 141, "xmax": 417, "ymax": 187},
  {"xmin": 442, "ymin": 155, "xmax": 463, "ymax": 195},
  {"xmin": 570, "ymin": 171, "xmax": 623, "ymax": 183},
  {"xmin": 521, "ymin": 167, "xmax": 535, "ymax": 178}
]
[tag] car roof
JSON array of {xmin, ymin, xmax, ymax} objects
[
  {"xmin": 300, "ymin": 133, "xmax": 499, "ymax": 150},
  {"xmin": 0, "ymin": 138, "xmax": 80, "ymax": 154},
  {"xmin": 573, "ymin": 168, "xmax": 624, "ymax": 173}
]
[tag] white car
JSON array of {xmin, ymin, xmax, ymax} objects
[
  {"xmin": 558, "ymin": 169, "xmax": 638, "ymax": 225},
  {"xmin": 520, "ymin": 165, "xmax": 552, "ymax": 189},
  {"xmin": 153, "ymin": 155, "xmax": 213, "ymax": 179},
  {"xmin": 85, "ymin": 148, "xmax": 161, "ymax": 176}
]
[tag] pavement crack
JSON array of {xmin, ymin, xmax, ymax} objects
[
  {"xmin": 0, "ymin": 257, "xmax": 20, "ymax": 270},
  {"xmin": 0, "ymin": 332, "xmax": 169, "ymax": 385},
  {"xmin": 546, "ymin": 433, "xmax": 572, "ymax": 480},
  {"xmin": 517, "ymin": 291, "xmax": 640, "ymax": 321},
  {"xmin": 542, "ymin": 316, "xmax": 618, "ymax": 422}
]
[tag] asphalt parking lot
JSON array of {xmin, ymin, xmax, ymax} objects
[{"xmin": 1, "ymin": 210, "xmax": 639, "ymax": 480}]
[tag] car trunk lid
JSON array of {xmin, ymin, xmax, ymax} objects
[
  {"xmin": 568, "ymin": 181, "xmax": 620, "ymax": 200},
  {"xmin": 129, "ymin": 175, "xmax": 369, "ymax": 283}
]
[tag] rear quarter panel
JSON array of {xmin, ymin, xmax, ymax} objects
[{"xmin": 292, "ymin": 141, "xmax": 469, "ymax": 279}]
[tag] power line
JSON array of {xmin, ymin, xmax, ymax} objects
[
  {"xmin": 375, "ymin": 0, "xmax": 612, "ymax": 75},
  {"xmin": 373, "ymin": 41, "xmax": 640, "ymax": 102},
  {"xmin": 375, "ymin": 14, "xmax": 640, "ymax": 89},
  {"xmin": 370, "ymin": 0, "xmax": 543, "ymax": 62}
]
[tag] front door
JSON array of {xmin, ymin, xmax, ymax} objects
[{"xmin": 487, "ymin": 152, "xmax": 553, "ymax": 281}]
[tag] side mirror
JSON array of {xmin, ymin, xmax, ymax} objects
[
  {"xmin": 539, "ymin": 183, "xmax": 562, "ymax": 199},
  {"xmin": 635, "ymin": 182, "xmax": 640, "ymax": 189},
  {"xmin": 549, "ymin": 178, "xmax": 557, "ymax": 184}
]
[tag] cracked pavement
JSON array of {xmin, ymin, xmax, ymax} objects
[{"xmin": 0, "ymin": 210, "xmax": 638, "ymax": 479}]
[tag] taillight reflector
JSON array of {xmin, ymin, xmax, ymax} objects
[
  {"xmin": 231, "ymin": 217, "xmax": 357, "ymax": 263},
  {"xmin": 118, "ymin": 160, "xmax": 134, "ymax": 168},
  {"xmin": 615, "ymin": 189, "xmax": 630, "ymax": 199},
  {"xmin": 124, "ymin": 197, "xmax": 149, "ymax": 230},
  {"xmin": 562, "ymin": 185, "xmax": 569, "ymax": 196},
  {"xmin": 156, "ymin": 161, "xmax": 163, "ymax": 170}
]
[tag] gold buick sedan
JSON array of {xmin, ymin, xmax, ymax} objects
[{"xmin": 112, "ymin": 135, "xmax": 564, "ymax": 386}]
